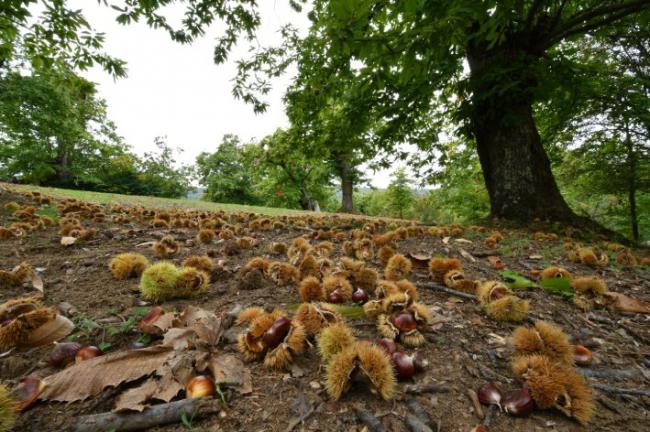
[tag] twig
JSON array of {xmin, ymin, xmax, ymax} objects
[
  {"xmin": 404, "ymin": 414, "xmax": 433, "ymax": 432},
  {"xmin": 353, "ymin": 406, "xmax": 387, "ymax": 432},
  {"xmin": 75, "ymin": 398, "xmax": 221, "ymax": 432},
  {"xmin": 579, "ymin": 369, "xmax": 641, "ymax": 379},
  {"xmin": 418, "ymin": 282, "xmax": 477, "ymax": 300},
  {"xmin": 405, "ymin": 398, "xmax": 430, "ymax": 425},
  {"xmin": 404, "ymin": 384, "xmax": 450, "ymax": 395},
  {"xmin": 466, "ymin": 389, "xmax": 484, "ymax": 419},
  {"xmin": 483, "ymin": 404, "xmax": 496, "ymax": 427},
  {"xmin": 592, "ymin": 384, "xmax": 650, "ymax": 397}
]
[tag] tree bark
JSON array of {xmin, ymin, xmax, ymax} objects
[
  {"xmin": 625, "ymin": 123, "xmax": 639, "ymax": 242},
  {"xmin": 340, "ymin": 159, "xmax": 354, "ymax": 213},
  {"xmin": 466, "ymin": 44, "xmax": 576, "ymax": 223}
]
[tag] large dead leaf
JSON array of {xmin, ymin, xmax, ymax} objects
[
  {"xmin": 31, "ymin": 273, "xmax": 44, "ymax": 293},
  {"xmin": 459, "ymin": 248, "xmax": 476, "ymax": 262},
  {"xmin": 23, "ymin": 314, "xmax": 74, "ymax": 348},
  {"xmin": 407, "ymin": 253, "xmax": 431, "ymax": 268},
  {"xmin": 604, "ymin": 292, "xmax": 650, "ymax": 314},
  {"xmin": 40, "ymin": 345, "xmax": 174, "ymax": 402},
  {"xmin": 207, "ymin": 354, "xmax": 252, "ymax": 394},
  {"xmin": 113, "ymin": 378, "xmax": 158, "ymax": 412}
]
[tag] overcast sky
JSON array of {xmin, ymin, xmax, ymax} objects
[{"xmin": 70, "ymin": 0, "xmax": 400, "ymax": 188}]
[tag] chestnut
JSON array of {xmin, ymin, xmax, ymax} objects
[
  {"xmin": 391, "ymin": 351, "xmax": 415, "ymax": 380},
  {"xmin": 502, "ymin": 387, "xmax": 535, "ymax": 416},
  {"xmin": 75, "ymin": 346, "xmax": 102, "ymax": 363},
  {"xmin": 477, "ymin": 382, "xmax": 502, "ymax": 407},
  {"xmin": 377, "ymin": 338, "xmax": 397, "ymax": 355},
  {"xmin": 391, "ymin": 311, "xmax": 417, "ymax": 332},
  {"xmin": 48, "ymin": 342, "xmax": 82, "ymax": 367},
  {"xmin": 352, "ymin": 288, "xmax": 368, "ymax": 304},
  {"xmin": 411, "ymin": 351, "xmax": 428, "ymax": 372},
  {"xmin": 262, "ymin": 316, "xmax": 291, "ymax": 348},
  {"xmin": 574, "ymin": 344, "xmax": 593, "ymax": 366},
  {"xmin": 327, "ymin": 290, "xmax": 344, "ymax": 304},
  {"xmin": 186, "ymin": 375, "xmax": 215, "ymax": 398}
]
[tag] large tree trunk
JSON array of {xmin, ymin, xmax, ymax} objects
[
  {"xmin": 625, "ymin": 124, "xmax": 639, "ymax": 242},
  {"xmin": 339, "ymin": 159, "xmax": 354, "ymax": 213},
  {"xmin": 467, "ymin": 44, "xmax": 576, "ymax": 223}
]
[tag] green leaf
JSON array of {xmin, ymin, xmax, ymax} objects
[
  {"xmin": 98, "ymin": 341, "xmax": 112, "ymax": 352},
  {"xmin": 498, "ymin": 271, "xmax": 538, "ymax": 289},
  {"xmin": 540, "ymin": 277, "xmax": 574, "ymax": 299}
]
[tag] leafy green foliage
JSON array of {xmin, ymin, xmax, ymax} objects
[
  {"xmin": 498, "ymin": 271, "xmax": 538, "ymax": 290},
  {"xmin": 386, "ymin": 168, "xmax": 414, "ymax": 219},
  {"xmin": 540, "ymin": 277, "xmax": 575, "ymax": 299}
]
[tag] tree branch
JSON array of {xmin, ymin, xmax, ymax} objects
[{"xmin": 541, "ymin": 0, "xmax": 650, "ymax": 50}]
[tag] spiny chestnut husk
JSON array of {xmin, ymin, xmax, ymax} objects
[
  {"xmin": 510, "ymin": 321, "xmax": 573, "ymax": 365},
  {"xmin": 317, "ymin": 322, "xmax": 356, "ymax": 360},
  {"xmin": 48, "ymin": 342, "xmax": 82, "ymax": 367},
  {"xmin": 75, "ymin": 346, "xmax": 102, "ymax": 363},
  {"xmin": 0, "ymin": 384, "xmax": 17, "ymax": 429},
  {"xmin": 326, "ymin": 344, "xmax": 395, "ymax": 401},
  {"xmin": 477, "ymin": 382, "xmax": 503, "ymax": 408},
  {"xmin": 186, "ymin": 375, "xmax": 215, "ymax": 398},
  {"xmin": 502, "ymin": 387, "xmax": 535, "ymax": 416}
]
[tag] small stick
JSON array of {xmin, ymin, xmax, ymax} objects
[
  {"xmin": 417, "ymin": 283, "xmax": 477, "ymax": 300},
  {"xmin": 466, "ymin": 389, "xmax": 484, "ymax": 419},
  {"xmin": 579, "ymin": 369, "xmax": 641, "ymax": 379},
  {"xmin": 483, "ymin": 404, "xmax": 496, "ymax": 427},
  {"xmin": 404, "ymin": 414, "xmax": 434, "ymax": 432},
  {"xmin": 75, "ymin": 398, "xmax": 220, "ymax": 432},
  {"xmin": 353, "ymin": 407, "xmax": 387, "ymax": 432},
  {"xmin": 592, "ymin": 384, "xmax": 650, "ymax": 397},
  {"xmin": 404, "ymin": 384, "xmax": 450, "ymax": 395},
  {"xmin": 405, "ymin": 398, "xmax": 430, "ymax": 425}
]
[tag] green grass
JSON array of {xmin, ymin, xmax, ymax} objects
[{"xmin": 3, "ymin": 183, "xmax": 310, "ymax": 217}]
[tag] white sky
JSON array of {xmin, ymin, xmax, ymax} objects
[{"xmin": 70, "ymin": 0, "xmax": 398, "ymax": 188}]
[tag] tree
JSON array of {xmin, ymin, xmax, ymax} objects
[
  {"xmin": 259, "ymin": 129, "xmax": 333, "ymax": 211},
  {"xmin": 138, "ymin": 137, "xmax": 195, "ymax": 198},
  {"xmin": 233, "ymin": 1, "xmax": 650, "ymax": 225},
  {"xmin": 0, "ymin": 66, "xmax": 127, "ymax": 186},
  {"xmin": 196, "ymin": 134, "xmax": 259, "ymax": 204},
  {"xmin": 386, "ymin": 168, "xmax": 414, "ymax": 219}
]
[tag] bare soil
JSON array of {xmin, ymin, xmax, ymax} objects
[{"xmin": 0, "ymin": 187, "xmax": 648, "ymax": 432}]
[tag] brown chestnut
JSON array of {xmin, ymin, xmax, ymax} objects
[
  {"xmin": 477, "ymin": 382, "xmax": 503, "ymax": 407},
  {"xmin": 391, "ymin": 311, "xmax": 417, "ymax": 332},
  {"xmin": 262, "ymin": 316, "xmax": 291, "ymax": 348},
  {"xmin": 186, "ymin": 375, "xmax": 215, "ymax": 398},
  {"xmin": 352, "ymin": 288, "xmax": 368, "ymax": 304},
  {"xmin": 327, "ymin": 290, "xmax": 344, "ymax": 304},
  {"xmin": 75, "ymin": 346, "xmax": 102, "ymax": 363},
  {"xmin": 574, "ymin": 344, "xmax": 593, "ymax": 366},
  {"xmin": 391, "ymin": 351, "xmax": 415, "ymax": 380},
  {"xmin": 377, "ymin": 338, "xmax": 397, "ymax": 355},
  {"xmin": 502, "ymin": 387, "xmax": 535, "ymax": 416},
  {"xmin": 48, "ymin": 342, "xmax": 82, "ymax": 367}
]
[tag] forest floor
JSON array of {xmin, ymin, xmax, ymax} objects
[{"xmin": 0, "ymin": 184, "xmax": 648, "ymax": 432}]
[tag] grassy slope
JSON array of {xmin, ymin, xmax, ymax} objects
[{"xmin": 3, "ymin": 183, "xmax": 309, "ymax": 216}]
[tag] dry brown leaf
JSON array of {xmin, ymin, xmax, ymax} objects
[
  {"xmin": 459, "ymin": 248, "xmax": 476, "ymax": 262},
  {"xmin": 454, "ymin": 238, "xmax": 472, "ymax": 244},
  {"xmin": 31, "ymin": 273, "xmax": 44, "ymax": 293},
  {"xmin": 40, "ymin": 345, "xmax": 174, "ymax": 402},
  {"xmin": 442, "ymin": 236, "xmax": 451, "ymax": 244},
  {"xmin": 604, "ymin": 292, "xmax": 650, "ymax": 314},
  {"xmin": 162, "ymin": 328, "xmax": 197, "ymax": 351},
  {"xmin": 60, "ymin": 236, "xmax": 77, "ymax": 246},
  {"xmin": 23, "ymin": 314, "xmax": 74, "ymax": 348},
  {"xmin": 208, "ymin": 354, "xmax": 245, "ymax": 387},
  {"xmin": 11, "ymin": 376, "xmax": 45, "ymax": 410},
  {"xmin": 407, "ymin": 252, "xmax": 431, "ymax": 268},
  {"xmin": 113, "ymin": 378, "xmax": 158, "ymax": 412},
  {"xmin": 139, "ymin": 312, "xmax": 177, "ymax": 336}
]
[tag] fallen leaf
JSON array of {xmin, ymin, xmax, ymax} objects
[
  {"xmin": 487, "ymin": 256, "xmax": 504, "ymax": 270},
  {"xmin": 60, "ymin": 236, "xmax": 77, "ymax": 246},
  {"xmin": 499, "ymin": 271, "xmax": 539, "ymax": 290},
  {"xmin": 604, "ymin": 292, "xmax": 650, "ymax": 314},
  {"xmin": 208, "ymin": 354, "xmax": 248, "ymax": 388},
  {"xmin": 407, "ymin": 252, "xmax": 431, "ymax": 268},
  {"xmin": 11, "ymin": 376, "xmax": 45, "ymax": 410},
  {"xmin": 24, "ymin": 314, "xmax": 74, "ymax": 348},
  {"xmin": 459, "ymin": 248, "xmax": 476, "ymax": 262},
  {"xmin": 442, "ymin": 236, "xmax": 450, "ymax": 244},
  {"xmin": 528, "ymin": 254, "xmax": 543, "ymax": 260},
  {"xmin": 540, "ymin": 277, "xmax": 574, "ymax": 299},
  {"xmin": 40, "ymin": 345, "xmax": 175, "ymax": 402},
  {"xmin": 113, "ymin": 378, "xmax": 158, "ymax": 412},
  {"xmin": 454, "ymin": 238, "xmax": 472, "ymax": 244},
  {"xmin": 30, "ymin": 273, "xmax": 44, "ymax": 293},
  {"xmin": 138, "ymin": 312, "xmax": 176, "ymax": 336}
]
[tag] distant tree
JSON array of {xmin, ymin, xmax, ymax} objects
[
  {"xmin": 137, "ymin": 137, "xmax": 195, "ymax": 198},
  {"xmin": 0, "ymin": 66, "xmax": 127, "ymax": 187},
  {"xmin": 196, "ymin": 134, "xmax": 259, "ymax": 204},
  {"xmin": 386, "ymin": 168, "xmax": 415, "ymax": 219}
]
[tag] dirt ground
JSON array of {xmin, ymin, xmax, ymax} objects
[{"xmin": 0, "ymin": 186, "xmax": 648, "ymax": 432}]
